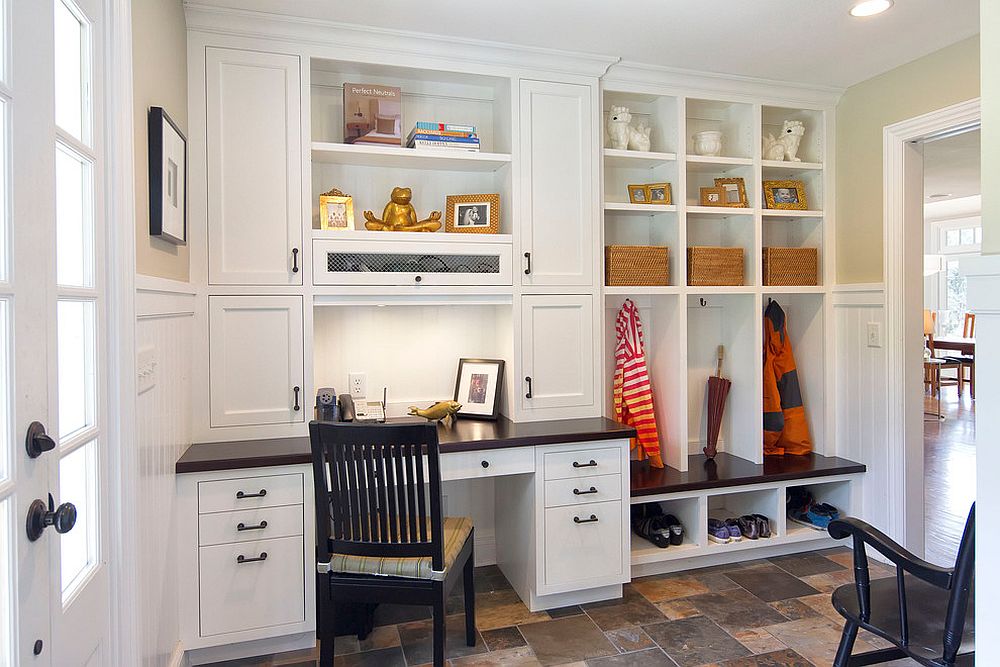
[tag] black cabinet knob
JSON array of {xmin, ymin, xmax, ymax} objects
[{"xmin": 481, "ymin": 460, "xmax": 490, "ymax": 468}]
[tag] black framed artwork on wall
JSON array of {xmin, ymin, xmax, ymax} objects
[{"xmin": 148, "ymin": 106, "xmax": 187, "ymax": 245}]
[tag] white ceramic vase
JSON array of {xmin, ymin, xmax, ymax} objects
[{"xmin": 693, "ymin": 130, "xmax": 723, "ymax": 157}]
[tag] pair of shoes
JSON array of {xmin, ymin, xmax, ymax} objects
[
  {"xmin": 632, "ymin": 504, "xmax": 684, "ymax": 548},
  {"xmin": 708, "ymin": 518, "xmax": 731, "ymax": 544},
  {"xmin": 787, "ymin": 488, "xmax": 840, "ymax": 531}
]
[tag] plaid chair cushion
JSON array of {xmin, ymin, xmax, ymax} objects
[{"xmin": 328, "ymin": 516, "xmax": 472, "ymax": 581}]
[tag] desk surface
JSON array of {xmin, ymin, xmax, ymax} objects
[{"xmin": 176, "ymin": 416, "xmax": 637, "ymax": 474}]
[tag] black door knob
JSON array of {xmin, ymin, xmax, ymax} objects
[
  {"xmin": 26, "ymin": 494, "xmax": 77, "ymax": 542},
  {"xmin": 25, "ymin": 421, "xmax": 56, "ymax": 459}
]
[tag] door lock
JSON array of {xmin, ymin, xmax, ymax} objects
[
  {"xmin": 25, "ymin": 421, "xmax": 56, "ymax": 459},
  {"xmin": 26, "ymin": 493, "xmax": 77, "ymax": 542}
]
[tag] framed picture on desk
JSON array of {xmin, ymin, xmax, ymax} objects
[{"xmin": 454, "ymin": 358, "xmax": 504, "ymax": 420}]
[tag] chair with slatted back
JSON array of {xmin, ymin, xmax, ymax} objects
[
  {"xmin": 827, "ymin": 504, "xmax": 974, "ymax": 666},
  {"xmin": 310, "ymin": 421, "xmax": 476, "ymax": 667},
  {"xmin": 943, "ymin": 313, "xmax": 976, "ymax": 398}
]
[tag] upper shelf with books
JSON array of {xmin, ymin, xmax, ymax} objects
[{"xmin": 311, "ymin": 141, "xmax": 512, "ymax": 172}]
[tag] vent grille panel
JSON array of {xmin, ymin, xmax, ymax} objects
[{"xmin": 326, "ymin": 252, "xmax": 501, "ymax": 275}]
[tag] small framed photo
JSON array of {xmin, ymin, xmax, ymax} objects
[
  {"xmin": 319, "ymin": 189, "xmax": 355, "ymax": 230},
  {"xmin": 700, "ymin": 186, "xmax": 726, "ymax": 207},
  {"xmin": 148, "ymin": 107, "xmax": 187, "ymax": 245},
  {"xmin": 446, "ymin": 193, "xmax": 501, "ymax": 234},
  {"xmin": 763, "ymin": 180, "xmax": 808, "ymax": 210},
  {"xmin": 627, "ymin": 184, "xmax": 649, "ymax": 204},
  {"xmin": 714, "ymin": 177, "xmax": 748, "ymax": 208},
  {"xmin": 454, "ymin": 358, "xmax": 505, "ymax": 420},
  {"xmin": 646, "ymin": 183, "xmax": 672, "ymax": 204}
]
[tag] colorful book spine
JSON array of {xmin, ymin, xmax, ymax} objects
[
  {"xmin": 414, "ymin": 121, "xmax": 476, "ymax": 133},
  {"xmin": 409, "ymin": 140, "xmax": 480, "ymax": 151},
  {"xmin": 408, "ymin": 133, "xmax": 479, "ymax": 144}
]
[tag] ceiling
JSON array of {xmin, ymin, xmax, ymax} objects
[
  {"xmin": 924, "ymin": 129, "xmax": 981, "ymax": 202},
  {"xmin": 196, "ymin": 0, "xmax": 980, "ymax": 88}
]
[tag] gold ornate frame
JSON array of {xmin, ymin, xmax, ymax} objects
[
  {"xmin": 627, "ymin": 184, "xmax": 649, "ymax": 204},
  {"xmin": 763, "ymin": 179, "xmax": 809, "ymax": 210},
  {"xmin": 646, "ymin": 182, "xmax": 672, "ymax": 205},
  {"xmin": 319, "ymin": 188, "xmax": 355, "ymax": 230},
  {"xmin": 699, "ymin": 186, "xmax": 726, "ymax": 207},
  {"xmin": 446, "ymin": 193, "xmax": 501, "ymax": 234},
  {"xmin": 714, "ymin": 177, "xmax": 748, "ymax": 208}
]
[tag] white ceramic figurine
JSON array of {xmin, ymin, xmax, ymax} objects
[
  {"xmin": 606, "ymin": 105, "xmax": 651, "ymax": 151},
  {"xmin": 762, "ymin": 119, "xmax": 806, "ymax": 162}
]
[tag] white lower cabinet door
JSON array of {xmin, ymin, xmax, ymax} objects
[
  {"xmin": 520, "ymin": 295, "xmax": 597, "ymax": 415},
  {"xmin": 543, "ymin": 501, "xmax": 623, "ymax": 589},
  {"xmin": 209, "ymin": 295, "xmax": 305, "ymax": 427},
  {"xmin": 199, "ymin": 535, "xmax": 306, "ymax": 637}
]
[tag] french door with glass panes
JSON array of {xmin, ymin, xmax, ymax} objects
[{"xmin": 2, "ymin": 0, "xmax": 111, "ymax": 665}]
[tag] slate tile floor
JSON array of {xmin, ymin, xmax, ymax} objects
[{"xmin": 204, "ymin": 547, "xmax": 922, "ymax": 667}]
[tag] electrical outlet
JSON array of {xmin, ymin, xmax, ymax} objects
[
  {"xmin": 867, "ymin": 322, "xmax": 882, "ymax": 348},
  {"xmin": 349, "ymin": 372, "xmax": 367, "ymax": 398}
]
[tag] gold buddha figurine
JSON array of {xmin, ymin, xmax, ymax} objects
[{"xmin": 363, "ymin": 187, "xmax": 442, "ymax": 232}]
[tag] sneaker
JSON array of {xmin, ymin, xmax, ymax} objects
[
  {"xmin": 724, "ymin": 518, "xmax": 743, "ymax": 541},
  {"xmin": 708, "ymin": 518, "xmax": 731, "ymax": 544},
  {"xmin": 788, "ymin": 504, "xmax": 832, "ymax": 531},
  {"xmin": 632, "ymin": 504, "xmax": 671, "ymax": 548},
  {"xmin": 663, "ymin": 514, "xmax": 684, "ymax": 545}
]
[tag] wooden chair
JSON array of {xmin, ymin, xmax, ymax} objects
[
  {"xmin": 827, "ymin": 504, "xmax": 975, "ymax": 666},
  {"xmin": 310, "ymin": 421, "xmax": 476, "ymax": 667},
  {"xmin": 946, "ymin": 313, "xmax": 976, "ymax": 398}
]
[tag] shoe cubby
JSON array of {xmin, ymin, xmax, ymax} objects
[
  {"xmin": 783, "ymin": 479, "xmax": 852, "ymax": 541},
  {"xmin": 761, "ymin": 106, "xmax": 825, "ymax": 167},
  {"xmin": 685, "ymin": 98, "xmax": 754, "ymax": 160},
  {"xmin": 630, "ymin": 495, "xmax": 703, "ymax": 565},
  {"xmin": 706, "ymin": 487, "xmax": 780, "ymax": 549}
]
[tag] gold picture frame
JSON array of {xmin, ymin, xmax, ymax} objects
[
  {"xmin": 646, "ymin": 183, "xmax": 672, "ymax": 205},
  {"xmin": 714, "ymin": 177, "xmax": 748, "ymax": 208},
  {"xmin": 319, "ymin": 188, "xmax": 355, "ymax": 230},
  {"xmin": 699, "ymin": 186, "xmax": 726, "ymax": 207},
  {"xmin": 763, "ymin": 179, "xmax": 808, "ymax": 210},
  {"xmin": 627, "ymin": 184, "xmax": 649, "ymax": 204},
  {"xmin": 445, "ymin": 193, "xmax": 500, "ymax": 234}
]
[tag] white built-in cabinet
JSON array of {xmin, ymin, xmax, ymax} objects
[
  {"xmin": 520, "ymin": 294, "xmax": 597, "ymax": 417},
  {"xmin": 209, "ymin": 296, "xmax": 305, "ymax": 427},
  {"xmin": 206, "ymin": 47, "xmax": 303, "ymax": 285},
  {"xmin": 519, "ymin": 80, "xmax": 596, "ymax": 287}
]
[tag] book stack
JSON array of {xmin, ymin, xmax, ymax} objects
[{"xmin": 406, "ymin": 122, "xmax": 480, "ymax": 152}]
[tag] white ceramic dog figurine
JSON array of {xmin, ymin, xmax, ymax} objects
[
  {"xmin": 762, "ymin": 120, "xmax": 805, "ymax": 162},
  {"xmin": 606, "ymin": 105, "xmax": 652, "ymax": 152}
]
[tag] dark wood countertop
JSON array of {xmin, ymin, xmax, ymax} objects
[
  {"xmin": 176, "ymin": 416, "xmax": 637, "ymax": 474},
  {"xmin": 630, "ymin": 452, "xmax": 866, "ymax": 497}
]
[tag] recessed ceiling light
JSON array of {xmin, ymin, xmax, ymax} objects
[
  {"xmin": 850, "ymin": 0, "xmax": 893, "ymax": 17},
  {"xmin": 928, "ymin": 193, "xmax": 952, "ymax": 199}
]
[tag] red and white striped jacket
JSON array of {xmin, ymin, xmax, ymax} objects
[{"xmin": 613, "ymin": 299, "xmax": 664, "ymax": 468}]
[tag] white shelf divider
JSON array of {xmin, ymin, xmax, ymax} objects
[
  {"xmin": 604, "ymin": 202, "xmax": 677, "ymax": 215},
  {"xmin": 311, "ymin": 141, "xmax": 512, "ymax": 172}
]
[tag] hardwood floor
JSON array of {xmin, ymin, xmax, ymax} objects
[{"xmin": 924, "ymin": 385, "xmax": 976, "ymax": 566}]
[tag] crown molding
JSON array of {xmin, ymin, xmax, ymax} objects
[
  {"xmin": 183, "ymin": 3, "xmax": 620, "ymax": 79},
  {"xmin": 603, "ymin": 60, "xmax": 843, "ymax": 108}
]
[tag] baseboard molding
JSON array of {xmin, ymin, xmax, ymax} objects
[{"xmin": 168, "ymin": 641, "xmax": 188, "ymax": 667}]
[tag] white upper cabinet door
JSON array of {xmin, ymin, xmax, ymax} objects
[
  {"xmin": 520, "ymin": 295, "xmax": 597, "ymax": 416},
  {"xmin": 209, "ymin": 296, "xmax": 305, "ymax": 427},
  {"xmin": 207, "ymin": 48, "xmax": 303, "ymax": 285},
  {"xmin": 519, "ymin": 80, "xmax": 596, "ymax": 287}
]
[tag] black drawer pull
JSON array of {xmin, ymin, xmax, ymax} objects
[
  {"xmin": 574, "ymin": 514, "xmax": 599, "ymax": 524},
  {"xmin": 237, "ymin": 520, "xmax": 268, "ymax": 532},
  {"xmin": 236, "ymin": 489, "xmax": 267, "ymax": 499},
  {"xmin": 291, "ymin": 248, "xmax": 299, "ymax": 273},
  {"xmin": 573, "ymin": 486, "xmax": 598, "ymax": 495},
  {"xmin": 524, "ymin": 252, "xmax": 531, "ymax": 275},
  {"xmin": 572, "ymin": 460, "xmax": 597, "ymax": 468},
  {"xmin": 524, "ymin": 376, "xmax": 533, "ymax": 399},
  {"xmin": 236, "ymin": 552, "xmax": 268, "ymax": 564},
  {"xmin": 293, "ymin": 386, "xmax": 301, "ymax": 411},
  {"xmin": 481, "ymin": 460, "xmax": 490, "ymax": 468}
]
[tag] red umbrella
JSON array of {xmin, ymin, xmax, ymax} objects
[{"xmin": 704, "ymin": 345, "xmax": 731, "ymax": 459}]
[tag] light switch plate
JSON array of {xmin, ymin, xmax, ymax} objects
[
  {"xmin": 867, "ymin": 322, "xmax": 882, "ymax": 348},
  {"xmin": 137, "ymin": 345, "xmax": 158, "ymax": 394}
]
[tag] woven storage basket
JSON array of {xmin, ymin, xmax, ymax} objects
[
  {"xmin": 605, "ymin": 245, "xmax": 669, "ymax": 286},
  {"xmin": 687, "ymin": 246, "xmax": 744, "ymax": 286},
  {"xmin": 762, "ymin": 247, "xmax": 818, "ymax": 286}
]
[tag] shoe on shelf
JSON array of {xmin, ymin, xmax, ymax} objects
[
  {"xmin": 815, "ymin": 503, "xmax": 840, "ymax": 520},
  {"xmin": 737, "ymin": 515, "xmax": 759, "ymax": 540},
  {"xmin": 632, "ymin": 504, "xmax": 671, "ymax": 548},
  {"xmin": 752, "ymin": 513, "xmax": 772, "ymax": 538},
  {"xmin": 708, "ymin": 518, "xmax": 731, "ymax": 544},
  {"xmin": 663, "ymin": 514, "xmax": 684, "ymax": 545},
  {"xmin": 724, "ymin": 518, "xmax": 743, "ymax": 541},
  {"xmin": 788, "ymin": 505, "xmax": 832, "ymax": 531}
]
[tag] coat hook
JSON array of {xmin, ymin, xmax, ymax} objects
[{"xmin": 699, "ymin": 298, "xmax": 707, "ymax": 307}]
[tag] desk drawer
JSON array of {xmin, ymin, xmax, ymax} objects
[
  {"xmin": 198, "ymin": 473, "xmax": 303, "ymax": 514},
  {"xmin": 199, "ymin": 536, "xmax": 305, "ymax": 637},
  {"xmin": 440, "ymin": 447, "xmax": 535, "ymax": 481},
  {"xmin": 543, "ymin": 447, "xmax": 621, "ymax": 481},
  {"xmin": 544, "ymin": 473, "xmax": 621, "ymax": 508},
  {"xmin": 199, "ymin": 505, "xmax": 304, "ymax": 546},
  {"xmin": 543, "ymin": 501, "xmax": 624, "ymax": 587}
]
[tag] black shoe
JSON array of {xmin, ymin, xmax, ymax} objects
[
  {"xmin": 737, "ymin": 515, "xmax": 759, "ymax": 540},
  {"xmin": 752, "ymin": 513, "xmax": 772, "ymax": 538},
  {"xmin": 631, "ymin": 504, "xmax": 670, "ymax": 548},
  {"xmin": 663, "ymin": 514, "xmax": 684, "ymax": 545}
]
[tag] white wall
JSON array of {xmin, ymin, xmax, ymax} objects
[{"xmin": 135, "ymin": 281, "xmax": 195, "ymax": 667}]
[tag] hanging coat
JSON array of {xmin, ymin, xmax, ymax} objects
[
  {"xmin": 614, "ymin": 299, "xmax": 664, "ymax": 468},
  {"xmin": 763, "ymin": 300, "xmax": 812, "ymax": 456}
]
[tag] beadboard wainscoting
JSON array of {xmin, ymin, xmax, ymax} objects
[
  {"xmin": 136, "ymin": 277, "xmax": 196, "ymax": 667},
  {"xmin": 833, "ymin": 285, "xmax": 887, "ymax": 534}
]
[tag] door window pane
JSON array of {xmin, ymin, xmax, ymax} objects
[
  {"xmin": 54, "ymin": 0, "xmax": 87, "ymax": 142},
  {"xmin": 56, "ymin": 144, "xmax": 94, "ymax": 288},
  {"xmin": 59, "ymin": 440, "xmax": 98, "ymax": 602},
  {"xmin": 960, "ymin": 228, "xmax": 974, "ymax": 246},
  {"xmin": 57, "ymin": 299, "xmax": 95, "ymax": 439},
  {"xmin": 945, "ymin": 229, "xmax": 960, "ymax": 247}
]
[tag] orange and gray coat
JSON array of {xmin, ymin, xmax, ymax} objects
[{"xmin": 763, "ymin": 300, "xmax": 812, "ymax": 456}]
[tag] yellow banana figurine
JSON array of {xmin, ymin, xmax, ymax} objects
[{"xmin": 408, "ymin": 400, "xmax": 462, "ymax": 425}]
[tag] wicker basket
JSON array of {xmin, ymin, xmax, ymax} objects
[
  {"xmin": 605, "ymin": 245, "xmax": 669, "ymax": 286},
  {"xmin": 687, "ymin": 246, "xmax": 744, "ymax": 286},
  {"xmin": 762, "ymin": 247, "xmax": 818, "ymax": 286}
]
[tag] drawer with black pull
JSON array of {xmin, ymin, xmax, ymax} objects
[
  {"xmin": 198, "ymin": 504, "xmax": 304, "ymax": 546},
  {"xmin": 197, "ymin": 473, "xmax": 303, "ymax": 514},
  {"xmin": 198, "ymin": 535, "xmax": 306, "ymax": 637},
  {"xmin": 544, "ymin": 473, "xmax": 622, "ymax": 508},
  {"xmin": 542, "ymin": 447, "xmax": 621, "ymax": 480},
  {"xmin": 542, "ymin": 500, "xmax": 624, "ymax": 588}
]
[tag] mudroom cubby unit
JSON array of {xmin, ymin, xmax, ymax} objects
[
  {"xmin": 630, "ymin": 496, "xmax": 703, "ymax": 565},
  {"xmin": 784, "ymin": 479, "xmax": 854, "ymax": 540},
  {"xmin": 707, "ymin": 488, "xmax": 780, "ymax": 546}
]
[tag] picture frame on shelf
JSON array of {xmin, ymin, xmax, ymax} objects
[
  {"xmin": 148, "ymin": 106, "xmax": 187, "ymax": 245},
  {"xmin": 646, "ymin": 183, "xmax": 672, "ymax": 204},
  {"xmin": 763, "ymin": 179, "xmax": 809, "ymax": 210},
  {"xmin": 699, "ymin": 186, "xmax": 726, "ymax": 207},
  {"xmin": 319, "ymin": 188, "xmax": 355, "ymax": 230},
  {"xmin": 454, "ymin": 358, "xmax": 505, "ymax": 420},
  {"xmin": 627, "ymin": 184, "xmax": 649, "ymax": 204},
  {"xmin": 714, "ymin": 177, "xmax": 748, "ymax": 208},
  {"xmin": 445, "ymin": 193, "xmax": 500, "ymax": 234}
]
